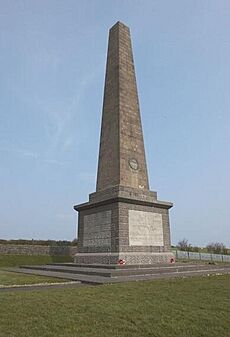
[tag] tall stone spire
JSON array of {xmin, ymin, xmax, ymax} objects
[
  {"xmin": 74, "ymin": 22, "xmax": 174, "ymax": 266},
  {"xmin": 96, "ymin": 22, "xmax": 149, "ymax": 191}
]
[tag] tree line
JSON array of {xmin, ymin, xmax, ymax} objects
[{"xmin": 176, "ymin": 238, "xmax": 229, "ymax": 255}]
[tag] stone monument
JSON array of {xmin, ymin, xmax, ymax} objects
[{"xmin": 74, "ymin": 21, "xmax": 174, "ymax": 265}]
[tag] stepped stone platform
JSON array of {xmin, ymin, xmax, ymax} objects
[{"xmin": 8, "ymin": 262, "xmax": 230, "ymax": 285}]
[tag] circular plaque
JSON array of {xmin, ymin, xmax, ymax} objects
[{"xmin": 129, "ymin": 158, "xmax": 139, "ymax": 170}]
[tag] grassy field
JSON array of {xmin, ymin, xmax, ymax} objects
[
  {"xmin": 0, "ymin": 270, "xmax": 68, "ymax": 286},
  {"xmin": 0, "ymin": 254, "xmax": 72, "ymax": 286},
  {"xmin": 0, "ymin": 275, "xmax": 229, "ymax": 337},
  {"xmin": 0, "ymin": 254, "xmax": 73, "ymax": 268}
]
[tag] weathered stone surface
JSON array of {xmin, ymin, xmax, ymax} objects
[
  {"xmin": 129, "ymin": 210, "xmax": 164, "ymax": 246},
  {"xmin": 73, "ymin": 252, "xmax": 174, "ymax": 265},
  {"xmin": 96, "ymin": 21, "xmax": 149, "ymax": 192},
  {"xmin": 83, "ymin": 211, "xmax": 111, "ymax": 247}
]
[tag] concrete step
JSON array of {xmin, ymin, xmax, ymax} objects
[
  {"xmin": 20, "ymin": 263, "xmax": 230, "ymax": 278},
  {"xmin": 9, "ymin": 268, "xmax": 109, "ymax": 285},
  {"xmin": 8, "ymin": 264, "xmax": 230, "ymax": 285},
  {"xmin": 48, "ymin": 262, "xmax": 178, "ymax": 270},
  {"xmin": 21, "ymin": 264, "xmax": 112, "ymax": 277}
]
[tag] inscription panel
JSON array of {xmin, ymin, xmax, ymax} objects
[
  {"xmin": 129, "ymin": 210, "xmax": 163, "ymax": 246},
  {"xmin": 83, "ymin": 211, "xmax": 111, "ymax": 247}
]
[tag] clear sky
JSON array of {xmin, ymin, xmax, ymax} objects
[{"xmin": 0, "ymin": 0, "xmax": 230, "ymax": 247}]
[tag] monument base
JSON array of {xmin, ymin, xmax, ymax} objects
[
  {"xmin": 74, "ymin": 186, "xmax": 174, "ymax": 266},
  {"xmin": 74, "ymin": 252, "xmax": 175, "ymax": 265}
]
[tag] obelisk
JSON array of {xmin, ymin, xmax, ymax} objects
[{"xmin": 74, "ymin": 22, "xmax": 174, "ymax": 265}]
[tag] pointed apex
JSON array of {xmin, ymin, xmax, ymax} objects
[{"xmin": 110, "ymin": 21, "xmax": 129, "ymax": 30}]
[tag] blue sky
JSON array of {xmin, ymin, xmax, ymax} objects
[{"xmin": 0, "ymin": 0, "xmax": 230, "ymax": 246}]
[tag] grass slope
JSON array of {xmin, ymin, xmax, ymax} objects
[
  {"xmin": 0, "ymin": 275, "xmax": 230, "ymax": 337},
  {"xmin": 0, "ymin": 270, "xmax": 67, "ymax": 286},
  {"xmin": 0, "ymin": 254, "xmax": 72, "ymax": 286},
  {"xmin": 0, "ymin": 254, "xmax": 73, "ymax": 268}
]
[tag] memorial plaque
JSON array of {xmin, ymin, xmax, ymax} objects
[{"xmin": 129, "ymin": 210, "xmax": 164, "ymax": 246}]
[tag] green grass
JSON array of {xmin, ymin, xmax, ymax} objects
[
  {"xmin": 0, "ymin": 275, "xmax": 230, "ymax": 337},
  {"xmin": 0, "ymin": 254, "xmax": 72, "ymax": 286},
  {"xmin": 0, "ymin": 254, "xmax": 73, "ymax": 268},
  {"xmin": 0, "ymin": 270, "xmax": 67, "ymax": 286}
]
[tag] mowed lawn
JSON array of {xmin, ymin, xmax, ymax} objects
[
  {"xmin": 0, "ymin": 270, "xmax": 67, "ymax": 286},
  {"xmin": 0, "ymin": 275, "xmax": 230, "ymax": 337},
  {"xmin": 0, "ymin": 254, "xmax": 73, "ymax": 268},
  {"xmin": 0, "ymin": 254, "xmax": 73, "ymax": 286}
]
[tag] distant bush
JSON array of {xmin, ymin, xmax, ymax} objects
[
  {"xmin": 177, "ymin": 239, "xmax": 192, "ymax": 251},
  {"xmin": 175, "ymin": 239, "xmax": 229, "ymax": 255},
  {"xmin": 206, "ymin": 242, "xmax": 227, "ymax": 255},
  {"xmin": 190, "ymin": 246, "xmax": 200, "ymax": 252}
]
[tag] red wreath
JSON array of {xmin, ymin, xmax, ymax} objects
[{"xmin": 118, "ymin": 259, "xmax": 126, "ymax": 265}]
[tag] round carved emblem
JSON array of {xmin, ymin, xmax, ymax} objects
[{"xmin": 129, "ymin": 158, "xmax": 139, "ymax": 170}]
